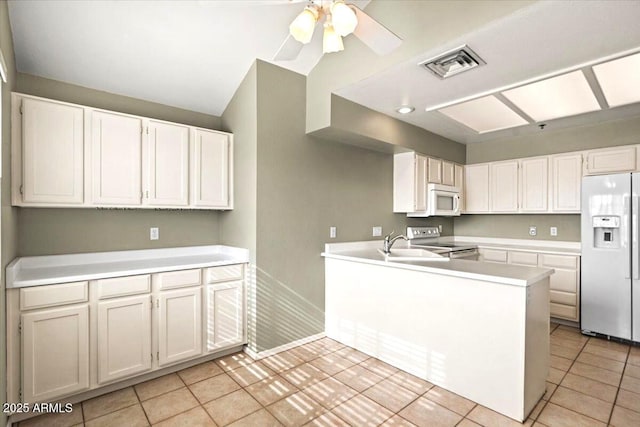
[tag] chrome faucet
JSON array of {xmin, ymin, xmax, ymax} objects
[{"xmin": 382, "ymin": 231, "xmax": 408, "ymax": 254}]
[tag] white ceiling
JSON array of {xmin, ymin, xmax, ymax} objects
[
  {"xmin": 8, "ymin": 1, "xmax": 640, "ymax": 144},
  {"xmin": 336, "ymin": 0, "xmax": 640, "ymax": 144},
  {"xmin": 7, "ymin": 0, "xmax": 367, "ymax": 116}
]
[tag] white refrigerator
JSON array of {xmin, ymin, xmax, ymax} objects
[{"xmin": 581, "ymin": 173, "xmax": 640, "ymax": 342}]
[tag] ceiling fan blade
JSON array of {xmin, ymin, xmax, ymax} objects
[
  {"xmin": 273, "ymin": 34, "xmax": 305, "ymax": 61},
  {"xmin": 352, "ymin": 6, "xmax": 402, "ymax": 55}
]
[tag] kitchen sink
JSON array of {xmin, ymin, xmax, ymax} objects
[{"xmin": 377, "ymin": 248, "xmax": 448, "ymax": 261}]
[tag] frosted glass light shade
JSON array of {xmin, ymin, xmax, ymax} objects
[
  {"xmin": 290, "ymin": 7, "xmax": 318, "ymax": 44},
  {"xmin": 331, "ymin": 1, "xmax": 358, "ymax": 36},
  {"xmin": 593, "ymin": 52, "xmax": 640, "ymax": 108},
  {"xmin": 438, "ymin": 95, "xmax": 528, "ymax": 133},
  {"xmin": 502, "ymin": 70, "xmax": 601, "ymax": 122},
  {"xmin": 323, "ymin": 24, "xmax": 344, "ymax": 53}
]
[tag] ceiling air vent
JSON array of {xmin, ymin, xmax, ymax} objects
[{"xmin": 420, "ymin": 45, "xmax": 485, "ymax": 79}]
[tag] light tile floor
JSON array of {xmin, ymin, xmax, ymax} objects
[{"xmin": 17, "ymin": 324, "xmax": 640, "ymax": 427}]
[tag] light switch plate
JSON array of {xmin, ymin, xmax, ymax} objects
[
  {"xmin": 372, "ymin": 226, "xmax": 382, "ymax": 237},
  {"xmin": 329, "ymin": 227, "xmax": 337, "ymax": 239},
  {"xmin": 550, "ymin": 226, "xmax": 558, "ymax": 236},
  {"xmin": 150, "ymin": 227, "xmax": 159, "ymax": 240},
  {"xmin": 528, "ymin": 226, "xmax": 537, "ymax": 236}
]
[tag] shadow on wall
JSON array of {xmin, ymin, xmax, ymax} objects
[{"xmin": 247, "ymin": 266, "xmax": 325, "ymax": 353}]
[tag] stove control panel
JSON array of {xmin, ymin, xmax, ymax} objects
[{"xmin": 406, "ymin": 226, "xmax": 440, "ymax": 240}]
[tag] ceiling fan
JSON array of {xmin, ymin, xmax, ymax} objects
[{"xmin": 273, "ymin": 0, "xmax": 402, "ymax": 61}]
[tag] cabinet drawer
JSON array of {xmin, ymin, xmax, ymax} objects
[
  {"xmin": 549, "ymin": 269, "xmax": 578, "ymax": 293},
  {"xmin": 205, "ymin": 264, "xmax": 244, "ymax": 283},
  {"xmin": 156, "ymin": 269, "xmax": 202, "ymax": 290},
  {"xmin": 508, "ymin": 251, "xmax": 538, "ymax": 266},
  {"xmin": 96, "ymin": 275, "xmax": 151, "ymax": 300},
  {"xmin": 550, "ymin": 303, "xmax": 577, "ymax": 321},
  {"xmin": 539, "ymin": 254, "xmax": 578, "ymax": 270},
  {"xmin": 480, "ymin": 249, "xmax": 508, "ymax": 263},
  {"xmin": 20, "ymin": 282, "xmax": 88, "ymax": 310},
  {"xmin": 550, "ymin": 290, "xmax": 576, "ymax": 306}
]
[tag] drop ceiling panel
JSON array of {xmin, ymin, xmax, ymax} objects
[
  {"xmin": 439, "ymin": 96, "xmax": 528, "ymax": 134},
  {"xmin": 501, "ymin": 71, "xmax": 601, "ymax": 122},
  {"xmin": 593, "ymin": 52, "xmax": 640, "ymax": 108}
]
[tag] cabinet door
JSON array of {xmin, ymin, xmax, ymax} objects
[
  {"xmin": 441, "ymin": 161, "xmax": 455, "ymax": 186},
  {"xmin": 490, "ymin": 161, "xmax": 519, "ymax": 212},
  {"xmin": 519, "ymin": 157, "xmax": 549, "ymax": 212},
  {"xmin": 585, "ymin": 146, "xmax": 636, "ymax": 175},
  {"xmin": 192, "ymin": 129, "xmax": 230, "ymax": 208},
  {"xmin": 22, "ymin": 305, "xmax": 89, "ymax": 403},
  {"xmin": 205, "ymin": 281, "xmax": 244, "ymax": 351},
  {"xmin": 415, "ymin": 155, "xmax": 428, "ymax": 211},
  {"xmin": 157, "ymin": 287, "xmax": 202, "ymax": 366},
  {"xmin": 464, "ymin": 164, "xmax": 490, "ymax": 213},
  {"xmin": 551, "ymin": 153, "xmax": 582, "ymax": 212},
  {"xmin": 454, "ymin": 164, "xmax": 464, "ymax": 211},
  {"xmin": 427, "ymin": 157, "xmax": 442, "ymax": 184},
  {"xmin": 22, "ymin": 98, "xmax": 84, "ymax": 204},
  {"xmin": 97, "ymin": 295, "xmax": 152, "ymax": 384},
  {"xmin": 145, "ymin": 121, "xmax": 189, "ymax": 206},
  {"xmin": 92, "ymin": 111, "xmax": 143, "ymax": 205}
]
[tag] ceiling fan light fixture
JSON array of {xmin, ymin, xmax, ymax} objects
[
  {"xmin": 331, "ymin": 1, "xmax": 358, "ymax": 37},
  {"xmin": 289, "ymin": 6, "xmax": 319, "ymax": 44},
  {"xmin": 323, "ymin": 21, "xmax": 344, "ymax": 54}
]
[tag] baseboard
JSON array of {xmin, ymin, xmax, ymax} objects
[{"xmin": 243, "ymin": 332, "xmax": 326, "ymax": 360}]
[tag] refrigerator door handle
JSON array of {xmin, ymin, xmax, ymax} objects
[{"xmin": 634, "ymin": 194, "xmax": 639, "ymax": 280}]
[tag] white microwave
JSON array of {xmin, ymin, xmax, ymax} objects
[{"xmin": 408, "ymin": 183, "xmax": 461, "ymax": 217}]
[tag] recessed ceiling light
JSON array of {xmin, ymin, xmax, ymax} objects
[
  {"xmin": 593, "ymin": 52, "xmax": 640, "ymax": 108},
  {"xmin": 502, "ymin": 70, "xmax": 601, "ymax": 122},
  {"xmin": 438, "ymin": 95, "xmax": 528, "ymax": 134},
  {"xmin": 396, "ymin": 106, "xmax": 415, "ymax": 114}
]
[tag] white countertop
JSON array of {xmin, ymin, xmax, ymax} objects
[
  {"xmin": 323, "ymin": 241, "xmax": 554, "ymax": 287},
  {"xmin": 450, "ymin": 236, "xmax": 580, "ymax": 255},
  {"xmin": 6, "ymin": 245, "xmax": 250, "ymax": 288}
]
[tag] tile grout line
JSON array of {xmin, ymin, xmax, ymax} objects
[{"xmin": 605, "ymin": 344, "xmax": 632, "ymax": 426}]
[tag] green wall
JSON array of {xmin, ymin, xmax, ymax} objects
[
  {"xmin": 14, "ymin": 75, "xmax": 224, "ymax": 256},
  {"xmin": 1, "ymin": 0, "xmax": 16, "ymax": 423},
  {"xmin": 456, "ymin": 114, "xmax": 640, "ymax": 242},
  {"xmin": 218, "ymin": 61, "xmax": 452, "ymax": 352}
]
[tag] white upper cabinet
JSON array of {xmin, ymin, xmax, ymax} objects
[
  {"xmin": 91, "ymin": 111, "xmax": 143, "ymax": 205},
  {"xmin": 192, "ymin": 129, "xmax": 232, "ymax": 208},
  {"xmin": 145, "ymin": 121, "xmax": 190, "ymax": 206},
  {"xmin": 12, "ymin": 93, "xmax": 233, "ymax": 210},
  {"xmin": 519, "ymin": 157, "xmax": 549, "ymax": 212},
  {"xmin": 584, "ymin": 146, "xmax": 636, "ymax": 175},
  {"xmin": 20, "ymin": 98, "xmax": 84, "ymax": 204},
  {"xmin": 551, "ymin": 153, "xmax": 583, "ymax": 212},
  {"xmin": 464, "ymin": 163, "xmax": 490, "ymax": 213},
  {"xmin": 427, "ymin": 157, "xmax": 442, "ymax": 184},
  {"xmin": 454, "ymin": 164, "xmax": 465, "ymax": 211},
  {"xmin": 490, "ymin": 161, "xmax": 519, "ymax": 213},
  {"xmin": 442, "ymin": 161, "xmax": 455, "ymax": 186},
  {"xmin": 393, "ymin": 152, "xmax": 427, "ymax": 213}
]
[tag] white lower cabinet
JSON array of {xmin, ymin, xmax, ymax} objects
[
  {"xmin": 97, "ymin": 295, "xmax": 152, "ymax": 384},
  {"xmin": 9, "ymin": 263, "xmax": 246, "ymax": 407},
  {"xmin": 157, "ymin": 287, "xmax": 203, "ymax": 366},
  {"xmin": 205, "ymin": 281, "xmax": 244, "ymax": 351},
  {"xmin": 478, "ymin": 247, "xmax": 580, "ymax": 322},
  {"xmin": 22, "ymin": 304, "xmax": 90, "ymax": 403}
]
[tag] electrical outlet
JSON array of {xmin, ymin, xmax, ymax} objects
[
  {"xmin": 438, "ymin": 225, "xmax": 443, "ymax": 233},
  {"xmin": 329, "ymin": 226, "xmax": 337, "ymax": 239},
  {"xmin": 150, "ymin": 227, "xmax": 159, "ymax": 240},
  {"xmin": 372, "ymin": 226, "xmax": 382, "ymax": 237},
  {"xmin": 528, "ymin": 226, "xmax": 537, "ymax": 237},
  {"xmin": 550, "ymin": 226, "xmax": 558, "ymax": 237}
]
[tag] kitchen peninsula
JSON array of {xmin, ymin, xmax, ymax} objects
[{"xmin": 322, "ymin": 241, "xmax": 552, "ymax": 422}]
